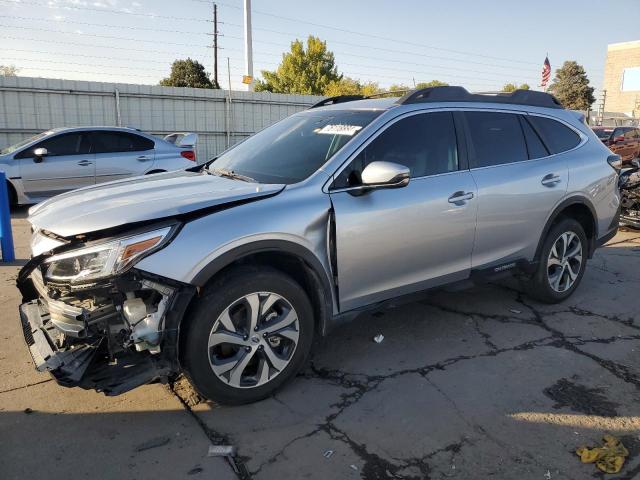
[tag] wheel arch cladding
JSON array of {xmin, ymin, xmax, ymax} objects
[
  {"xmin": 536, "ymin": 197, "xmax": 598, "ymax": 261},
  {"xmin": 188, "ymin": 240, "xmax": 334, "ymax": 337}
]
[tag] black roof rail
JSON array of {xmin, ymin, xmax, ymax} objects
[
  {"xmin": 309, "ymin": 95, "xmax": 364, "ymax": 109},
  {"xmin": 396, "ymin": 86, "xmax": 563, "ymax": 109}
]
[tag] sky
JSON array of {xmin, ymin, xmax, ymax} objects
[{"xmin": 0, "ymin": 0, "xmax": 638, "ymax": 95}]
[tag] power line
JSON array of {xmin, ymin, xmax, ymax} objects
[
  {"xmin": 0, "ymin": 35, "xmax": 213, "ymax": 57},
  {"xmin": 0, "ymin": 24, "xmax": 211, "ymax": 48},
  {"xmin": 0, "ymin": 0, "xmax": 213, "ymax": 22},
  {"xmin": 0, "ymin": 14, "xmax": 212, "ymax": 36},
  {"xmin": 213, "ymin": 1, "xmax": 540, "ymax": 66}
]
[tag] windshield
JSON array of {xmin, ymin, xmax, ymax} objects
[
  {"xmin": 0, "ymin": 131, "xmax": 52, "ymax": 155},
  {"xmin": 593, "ymin": 128, "xmax": 613, "ymax": 140},
  {"xmin": 209, "ymin": 110, "xmax": 382, "ymax": 184}
]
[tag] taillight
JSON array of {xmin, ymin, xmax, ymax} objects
[
  {"xmin": 181, "ymin": 150, "xmax": 196, "ymax": 162},
  {"xmin": 607, "ymin": 154, "xmax": 622, "ymax": 170}
]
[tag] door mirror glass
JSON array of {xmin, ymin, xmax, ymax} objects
[
  {"xmin": 361, "ymin": 161, "xmax": 410, "ymax": 188},
  {"xmin": 33, "ymin": 147, "xmax": 48, "ymax": 162}
]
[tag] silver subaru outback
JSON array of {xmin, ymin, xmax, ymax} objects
[{"xmin": 17, "ymin": 87, "xmax": 620, "ymax": 404}]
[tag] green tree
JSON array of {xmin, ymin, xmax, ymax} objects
[
  {"xmin": 548, "ymin": 61, "xmax": 595, "ymax": 110},
  {"xmin": 323, "ymin": 77, "xmax": 381, "ymax": 97},
  {"xmin": 255, "ymin": 36, "xmax": 340, "ymax": 95},
  {"xmin": 415, "ymin": 80, "xmax": 449, "ymax": 88},
  {"xmin": 387, "ymin": 84, "xmax": 412, "ymax": 96},
  {"xmin": 0, "ymin": 65, "xmax": 18, "ymax": 76},
  {"xmin": 502, "ymin": 83, "xmax": 530, "ymax": 92},
  {"xmin": 160, "ymin": 58, "xmax": 218, "ymax": 89}
]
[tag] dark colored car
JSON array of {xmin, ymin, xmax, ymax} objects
[{"xmin": 593, "ymin": 126, "xmax": 640, "ymax": 163}]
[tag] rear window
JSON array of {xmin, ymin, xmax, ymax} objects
[
  {"xmin": 464, "ymin": 111, "xmax": 528, "ymax": 168},
  {"xmin": 528, "ymin": 116, "xmax": 581, "ymax": 154},
  {"xmin": 91, "ymin": 131, "xmax": 154, "ymax": 153}
]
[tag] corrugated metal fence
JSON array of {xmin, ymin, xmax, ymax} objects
[{"xmin": 0, "ymin": 76, "xmax": 324, "ymax": 161}]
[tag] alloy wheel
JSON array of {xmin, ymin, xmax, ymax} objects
[
  {"xmin": 547, "ymin": 231, "xmax": 583, "ymax": 293},
  {"xmin": 207, "ymin": 292, "xmax": 300, "ymax": 389}
]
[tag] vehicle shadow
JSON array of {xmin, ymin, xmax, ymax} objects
[{"xmin": 187, "ymin": 240, "xmax": 640, "ymax": 478}]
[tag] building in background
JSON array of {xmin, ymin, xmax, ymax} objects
[{"xmin": 603, "ymin": 40, "xmax": 640, "ymax": 118}]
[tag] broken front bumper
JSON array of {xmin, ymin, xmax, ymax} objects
[{"xmin": 17, "ymin": 268, "xmax": 195, "ymax": 396}]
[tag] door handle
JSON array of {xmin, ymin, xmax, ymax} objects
[
  {"xmin": 541, "ymin": 173, "xmax": 561, "ymax": 187},
  {"xmin": 77, "ymin": 160, "xmax": 92, "ymax": 166},
  {"xmin": 448, "ymin": 191, "xmax": 474, "ymax": 204},
  {"xmin": 137, "ymin": 155, "xmax": 151, "ymax": 161}
]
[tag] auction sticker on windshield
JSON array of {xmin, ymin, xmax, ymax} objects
[{"xmin": 317, "ymin": 124, "xmax": 363, "ymax": 136}]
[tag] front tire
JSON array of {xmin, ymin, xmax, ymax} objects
[
  {"xmin": 527, "ymin": 218, "xmax": 588, "ymax": 303},
  {"xmin": 182, "ymin": 267, "xmax": 314, "ymax": 405}
]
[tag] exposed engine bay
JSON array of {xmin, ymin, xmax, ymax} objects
[
  {"xmin": 18, "ymin": 254, "xmax": 194, "ymax": 395},
  {"xmin": 620, "ymin": 165, "xmax": 640, "ymax": 229}
]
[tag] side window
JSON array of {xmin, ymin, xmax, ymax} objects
[
  {"xmin": 519, "ymin": 116, "xmax": 549, "ymax": 159},
  {"xmin": 333, "ymin": 112, "xmax": 458, "ymax": 188},
  {"xmin": 15, "ymin": 132, "xmax": 90, "ymax": 159},
  {"xmin": 91, "ymin": 132, "xmax": 154, "ymax": 154},
  {"xmin": 528, "ymin": 116, "xmax": 581, "ymax": 154},
  {"xmin": 464, "ymin": 112, "xmax": 528, "ymax": 168}
]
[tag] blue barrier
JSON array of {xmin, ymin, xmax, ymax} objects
[{"xmin": 0, "ymin": 172, "xmax": 15, "ymax": 262}]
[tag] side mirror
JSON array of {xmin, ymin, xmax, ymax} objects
[
  {"xmin": 33, "ymin": 147, "xmax": 48, "ymax": 163},
  {"xmin": 614, "ymin": 135, "xmax": 625, "ymax": 143},
  {"xmin": 361, "ymin": 161, "xmax": 410, "ymax": 189}
]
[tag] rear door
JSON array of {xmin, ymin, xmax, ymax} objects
[
  {"xmin": 91, "ymin": 131, "xmax": 156, "ymax": 184},
  {"xmin": 329, "ymin": 110, "xmax": 478, "ymax": 311},
  {"xmin": 463, "ymin": 111, "xmax": 576, "ymax": 268},
  {"xmin": 17, "ymin": 131, "xmax": 94, "ymax": 198}
]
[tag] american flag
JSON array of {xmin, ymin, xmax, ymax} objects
[{"xmin": 541, "ymin": 56, "xmax": 551, "ymax": 89}]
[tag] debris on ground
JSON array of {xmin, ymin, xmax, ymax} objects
[
  {"xmin": 207, "ymin": 445, "xmax": 237, "ymax": 457},
  {"xmin": 187, "ymin": 466, "xmax": 203, "ymax": 475},
  {"xmin": 373, "ymin": 334, "xmax": 384, "ymax": 344},
  {"xmin": 208, "ymin": 445, "xmax": 240, "ymax": 474},
  {"xmin": 134, "ymin": 436, "xmax": 171, "ymax": 452},
  {"xmin": 544, "ymin": 469, "xmax": 551, "ymax": 479},
  {"xmin": 576, "ymin": 434, "xmax": 629, "ymax": 473},
  {"xmin": 509, "ymin": 309, "xmax": 522, "ymax": 314},
  {"xmin": 323, "ymin": 450, "xmax": 334, "ymax": 459},
  {"xmin": 23, "ymin": 408, "xmax": 33, "ymax": 414},
  {"xmin": 349, "ymin": 464, "xmax": 358, "ymax": 471},
  {"xmin": 170, "ymin": 375, "xmax": 204, "ymax": 407}
]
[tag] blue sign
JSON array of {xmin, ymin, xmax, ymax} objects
[{"xmin": 0, "ymin": 172, "xmax": 15, "ymax": 262}]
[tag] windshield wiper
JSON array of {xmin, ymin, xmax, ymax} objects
[{"xmin": 209, "ymin": 168, "xmax": 256, "ymax": 183}]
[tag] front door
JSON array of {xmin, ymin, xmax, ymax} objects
[
  {"xmin": 329, "ymin": 111, "xmax": 478, "ymax": 311},
  {"xmin": 17, "ymin": 131, "xmax": 94, "ymax": 199}
]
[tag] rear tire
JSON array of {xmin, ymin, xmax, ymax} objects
[
  {"xmin": 182, "ymin": 267, "xmax": 314, "ymax": 405},
  {"xmin": 527, "ymin": 218, "xmax": 588, "ymax": 303}
]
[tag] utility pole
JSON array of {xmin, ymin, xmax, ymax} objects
[
  {"xmin": 243, "ymin": 0, "xmax": 254, "ymax": 91},
  {"xmin": 213, "ymin": 3, "xmax": 218, "ymax": 88}
]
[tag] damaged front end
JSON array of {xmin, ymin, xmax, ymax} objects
[{"xmin": 17, "ymin": 225, "xmax": 194, "ymax": 395}]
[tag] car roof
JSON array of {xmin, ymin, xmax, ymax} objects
[{"xmin": 47, "ymin": 126, "xmax": 144, "ymax": 133}]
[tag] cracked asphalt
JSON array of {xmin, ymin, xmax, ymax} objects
[{"xmin": 2, "ymin": 208, "xmax": 640, "ymax": 479}]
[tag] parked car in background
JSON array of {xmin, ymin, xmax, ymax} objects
[
  {"xmin": 593, "ymin": 126, "xmax": 640, "ymax": 163},
  {"xmin": 0, "ymin": 127, "xmax": 197, "ymax": 205},
  {"xmin": 17, "ymin": 87, "xmax": 620, "ymax": 405}
]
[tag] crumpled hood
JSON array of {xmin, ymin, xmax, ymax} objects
[{"xmin": 28, "ymin": 170, "xmax": 285, "ymax": 237}]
